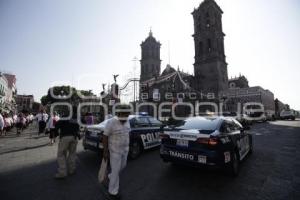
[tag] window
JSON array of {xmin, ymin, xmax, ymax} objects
[
  {"xmin": 206, "ymin": 12, "xmax": 210, "ymax": 27},
  {"xmin": 148, "ymin": 117, "xmax": 162, "ymax": 127},
  {"xmin": 206, "ymin": 19, "xmax": 210, "ymax": 27},
  {"xmin": 174, "ymin": 117, "xmax": 219, "ymax": 131},
  {"xmin": 207, "ymin": 39, "xmax": 212, "ymax": 52},
  {"xmin": 199, "ymin": 41, "xmax": 203, "ymax": 56},
  {"xmin": 131, "ymin": 117, "xmax": 150, "ymax": 128},
  {"xmin": 197, "ymin": 16, "xmax": 202, "ymax": 31},
  {"xmin": 221, "ymin": 120, "xmax": 241, "ymax": 133}
]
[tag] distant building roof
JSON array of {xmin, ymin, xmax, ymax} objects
[{"xmin": 161, "ymin": 64, "xmax": 176, "ymax": 76}]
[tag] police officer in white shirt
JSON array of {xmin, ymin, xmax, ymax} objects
[{"xmin": 102, "ymin": 104, "xmax": 132, "ymax": 200}]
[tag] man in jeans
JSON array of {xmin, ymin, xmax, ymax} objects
[{"xmin": 54, "ymin": 108, "xmax": 80, "ymax": 179}]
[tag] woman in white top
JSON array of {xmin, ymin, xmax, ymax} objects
[{"xmin": 47, "ymin": 112, "xmax": 60, "ymax": 144}]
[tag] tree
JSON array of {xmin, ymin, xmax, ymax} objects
[{"xmin": 40, "ymin": 86, "xmax": 95, "ymax": 106}]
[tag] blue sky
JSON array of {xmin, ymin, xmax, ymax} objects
[{"xmin": 0, "ymin": 0, "xmax": 299, "ymax": 110}]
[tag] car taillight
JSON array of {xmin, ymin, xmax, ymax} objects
[
  {"xmin": 159, "ymin": 133, "xmax": 170, "ymax": 139},
  {"xmin": 197, "ymin": 138, "xmax": 218, "ymax": 146}
]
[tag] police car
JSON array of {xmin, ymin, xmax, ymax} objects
[
  {"xmin": 160, "ymin": 116, "xmax": 253, "ymax": 176},
  {"xmin": 83, "ymin": 114, "xmax": 163, "ymax": 159}
]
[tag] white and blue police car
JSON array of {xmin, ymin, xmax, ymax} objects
[
  {"xmin": 83, "ymin": 113, "xmax": 163, "ymax": 159},
  {"xmin": 160, "ymin": 116, "xmax": 253, "ymax": 176}
]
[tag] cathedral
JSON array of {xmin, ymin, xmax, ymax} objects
[
  {"xmin": 139, "ymin": 0, "xmax": 228, "ymax": 105},
  {"xmin": 138, "ymin": 0, "xmax": 276, "ymax": 117}
]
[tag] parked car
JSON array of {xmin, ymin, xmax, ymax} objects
[
  {"xmin": 280, "ymin": 110, "xmax": 296, "ymax": 120},
  {"xmin": 160, "ymin": 116, "xmax": 253, "ymax": 176},
  {"xmin": 83, "ymin": 114, "xmax": 163, "ymax": 159},
  {"xmin": 222, "ymin": 112, "xmax": 252, "ymax": 128}
]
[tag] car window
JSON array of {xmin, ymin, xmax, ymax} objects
[
  {"xmin": 148, "ymin": 117, "xmax": 162, "ymax": 127},
  {"xmin": 232, "ymin": 119, "xmax": 243, "ymax": 129},
  {"xmin": 173, "ymin": 117, "xmax": 219, "ymax": 131},
  {"xmin": 221, "ymin": 120, "xmax": 240, "ymax": 133},
  {"xmin": 131, "ymin": 117, "xmax": 150, "ymax": 128}
]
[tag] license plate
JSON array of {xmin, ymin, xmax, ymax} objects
[
  {"xmin": 198, "ymin": 155, "xmax": 207, "ymax": 164},
  {"xmin": 86, "ymin": 140, "xmax": 97, "ymax": 147},
  {"xmin": 176, "ymin": 139, "xmax": 189, "ymax": 147}
]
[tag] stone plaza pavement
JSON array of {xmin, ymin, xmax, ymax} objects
[
  {"xmin": 0, "ymin": 123, "xmax": 104, "ymax": 200},
  {"xmin": 0, "ymin": 120, "xmax": 300, "ymax": 200}
]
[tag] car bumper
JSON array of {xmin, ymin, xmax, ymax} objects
[
  {"xmin": 160, "ymin": 145, "xmax": 230, "ymax": 168},
  {"xmin": 82, "ymin": 136, "xmax": 103, "ymax": 152}
]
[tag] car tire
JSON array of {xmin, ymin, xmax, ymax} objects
[
  {"xmin": 249, "ymin": 141, "xmax": 253, "ymax": 154},
  {"xmin": 129, "ymin": 140, "xmax": 142, "ymax": 159},
  {"xmin": 227, "ymin": 151, "xmax": 239, "ymax": 177}
]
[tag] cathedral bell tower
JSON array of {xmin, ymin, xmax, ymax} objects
[
  {"xmin": 140, "ymin": 30, "xmax": 161, "ymax": 82},
  {"xmin": 192, "ymin": 0, "xmax": 228, "ymax": 96}
]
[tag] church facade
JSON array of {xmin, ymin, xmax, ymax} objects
[
  {"xmin": 137, "ymin": 0, "xmax": 276, "ymax": 118},
  {"xmin": 139, "ymin": 0, "xmax": 228, "ymax": 107}
]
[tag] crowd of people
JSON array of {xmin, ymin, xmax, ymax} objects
[{"xmin": 0, "ymin": 110, "xmax": 34, "ymax": 136}]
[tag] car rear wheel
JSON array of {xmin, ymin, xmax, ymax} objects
[
  {"xmin": 129, "ymin": 141, "xmax": 142, "ymax": 159},
  {"xmin": 227, "ymin": 151, "xmax": 239, "ymax": 177}
]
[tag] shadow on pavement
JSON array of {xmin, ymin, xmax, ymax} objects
[
  {"xmin": 0, "ymin": 142, "xmax": 50, "ymax": 155},
  {"xmin": 0, "ymin": 151, "xmax": 104, "ymax": 200}
]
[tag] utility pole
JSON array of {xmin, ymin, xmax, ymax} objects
[{"xmin": 132, "ymin": 56, "xmax": 139, "ymax": 103}]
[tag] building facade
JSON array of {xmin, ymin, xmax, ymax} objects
[
  {"xmin": 139, "ymin": 0, "xmax": 228, "ymax": 110},
  {"xmin": 3, "ymin": 73, "xmax": 17, "ymax": 112},
  {"xmin": 0, "ymin": 74, "xmax": 9, "ymax": 112},
  {"xmin": 192, "ymin": 0, "xmax": 228, "ymax": 95},
  {"xmin": 140, "ymin": 30, "xmax": 161, "ymax": 82},
  {"xmin": 226, "ymin": 86, "xmax": 275, "ymax": 114},
  {"xmin": 16, "ymin": 95, "xmax": 34, "ymax": 112}
]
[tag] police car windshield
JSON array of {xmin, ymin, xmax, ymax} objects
[{"xmin": 173, "ymin": 117, "xmax": 219, "ymax": 131}]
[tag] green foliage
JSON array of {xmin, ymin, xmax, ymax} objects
[{"xmin": 40, "ymin": 86, "xmax": 95, "ymax": 106}]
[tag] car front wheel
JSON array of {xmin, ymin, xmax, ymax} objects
[{"xmin": 129, "ymin": 141, "xmax": 142, "ymax": 159}]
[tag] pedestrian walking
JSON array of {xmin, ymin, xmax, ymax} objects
[
  {"xmin": 36, "ymin": 109, "xmax": 48, "ymax": 135},
  {"xmin": 54, "ymin": 107, "xmax": 80, "ymax": 179},
  {"xmin": 0, "ymin": 111, "xmax": 4, "ymax": 136},
  {"xmin": 101, "ymin": 104, "xmax": 132, "ymax": 200},
  {"xmin": 3, "ymin": 113, "xmax": 11, "ymax": 135},
  {"xmin": 16, "ymin": 113, "xmax": 26, "ymax": 135},
  {"xmin": 47, "ymin": 111, "xmax": 60, "ymax": 145}
]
